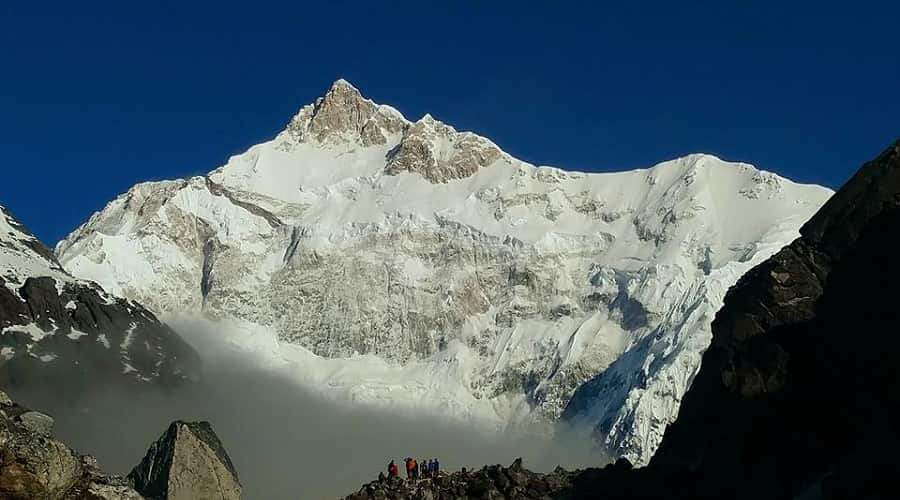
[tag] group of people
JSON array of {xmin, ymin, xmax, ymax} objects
[{"xmin": 386, "ymin": 457, "xmax": 440, "ymax": 480}]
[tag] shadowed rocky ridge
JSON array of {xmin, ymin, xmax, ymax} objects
[{"xmin": 574, "ymin": 139, "xmax": 900, "ymax": 499}]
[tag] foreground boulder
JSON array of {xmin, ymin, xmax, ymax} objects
[
  {"xmin": 1, "ymin": 389, "xmax": 241, "ymax": 499},
  {"xmin": 128, "ymin": 421, "xmax": 241, "ymax": 500}
]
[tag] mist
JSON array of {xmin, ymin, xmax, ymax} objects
[{"xmin": 11, "ymin": 322, "xmax": 608, "ymax": 499}]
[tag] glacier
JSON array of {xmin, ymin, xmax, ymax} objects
[{"xmin": 55, "ymin": 79, "xmax": 832, "ymax": 464}]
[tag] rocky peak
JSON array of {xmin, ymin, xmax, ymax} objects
[
  {"xmin": 282, "ymin": 79, "xmax": 408, "ymax": 147},
  {"xmin": 384, "ymin": 113, "xmax": 505, "ymax": 183},
  {"xmin": 128, "ymin": 420, "xmax": 241, "ymax": 500},
  {"xmin": 800, "ymin": 138, "xmax": 900, "ymax": 260}
]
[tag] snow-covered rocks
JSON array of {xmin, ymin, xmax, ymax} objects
[
  {"xmin": 0, "ymin": 204, "xmax": 199, "ymax": 397},
  {"xmin": 385, "ymin": 114, "xmax": 505, "ymax": 182},
  {"xmin": 55, "ymin": 80, "xmax": 833, "ymax": 464}
]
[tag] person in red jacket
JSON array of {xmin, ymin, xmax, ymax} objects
[
  {"xmin": 405, "ymin": 457, "xmax": 415, "ymax": 479},
  {"xmin": 387, "ymin": 460, "xmax": 399, "ymax": 478}
]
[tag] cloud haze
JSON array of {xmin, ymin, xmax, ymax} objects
[{"xmin": 9, "ymin": 322, "xmax": 608, "ymax": 499}]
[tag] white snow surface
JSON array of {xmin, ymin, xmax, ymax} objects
[
  {"xmin": 55, "ymin": 80, "xmax": 833, "ymax": 464},
  {"xmin": 0, "ymin": 205, "xmax": 71, "ymax": 290}
]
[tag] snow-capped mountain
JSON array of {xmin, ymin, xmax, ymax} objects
[
  {"xmin": 56, "ymin": 79, "xmax": 832, "ymax": 464},
  {"xmin": 0, "ymin": 204, "xmax": 197, "ymax": 397}
]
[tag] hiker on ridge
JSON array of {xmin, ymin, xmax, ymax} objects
[{"xmin": 388, "ymin": 460, "xmax": 399, "ymax": 478}]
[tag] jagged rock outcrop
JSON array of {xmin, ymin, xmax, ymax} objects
[
  {"xmin": 567, "ymin": 139, "xmax": 900, "ymax": 500},
  {"xmin": 344, "ymin": 459, "xmax": 576, "ymax": 500},
  {"xmin": 0, "ymin": 389, "xmax": 143, "ymax": 500},
  {"xmin": 0, "ymin": 204, "xmax": 199, "ymax": 405},
  {"xmin": 128, "ymin": 421, "xmax": 241, "ymax": 500},
  {"xmin": 385, "ymin": 114, "xmax": 505, "ymax": 182}
]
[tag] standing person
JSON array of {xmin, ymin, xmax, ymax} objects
[
  {"xmin": 420, "ymin": 458, "xmax": 428, "ymax": 478},
  {"xmin": 388, "ymin": 460, "xmax": 399, "ymax": 478},
  {"xmin": 405, "ymin": 458, "xmax": 414, "ymax": 479},
  {"xmin": 433, "ymin": 458, "xmax": 440, "ymax": 476}
]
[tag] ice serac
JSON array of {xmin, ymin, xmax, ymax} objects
[
  {"xmin": 128, "ymin": 421, "xmax": 241, "ymax": 500},
  {"xmin": 56, "ymin": 80, "xmax": 833, "ymax": 463},
  {"xmin": 0, "ymin": 205, "xmax": 199, "ymax": 403}
]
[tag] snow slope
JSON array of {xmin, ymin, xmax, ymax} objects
[
  {"xmin": 56, "ymin": 80, "xmax": 832, "ymax": 464},
  {"xmin": 1, "ymin": 205, "xmax": 69, "ymax": 287}
]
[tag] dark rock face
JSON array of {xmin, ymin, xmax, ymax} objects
[
  {"xmin": 344, "ymin": 459, "xmax": 576, "ymax": 500},
  {"xmin": 0, "ymin": 277, "xmax": 199, "ymax": 393},
  {"xmin": 128, "ymin": 421, "xmax": 241, "ymax": 500},
  {"xmin": 572, "ymin": 140, "xmax": 900, "ymax": 499}
]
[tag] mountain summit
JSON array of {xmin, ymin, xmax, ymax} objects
[
  {"xmin": 282, "ymin": 78, "xmax": 408, "ymax": 147},
  {"xmin": 55, "ymin": 81, "xmax": 832, "ymax": 463}
]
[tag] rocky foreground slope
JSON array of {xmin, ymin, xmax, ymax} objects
[
  {"xmin": 344, "ymin": 459, "xmax": 578, "ymax": 500},
  {"xmin": 56, "ymin": 79, "xmax": 831, "ymax": 463},
  {"xmin": 0, "ymin": 390, "xmax": 241, "ymax": 499},
  {"xmin": 342, "ymin": 139, "xmax": 900, "ymax": 500}
]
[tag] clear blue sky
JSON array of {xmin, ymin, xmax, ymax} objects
[{"xmin": 2, "ymin": 1, "xmax": 898, "ymax": 244}]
